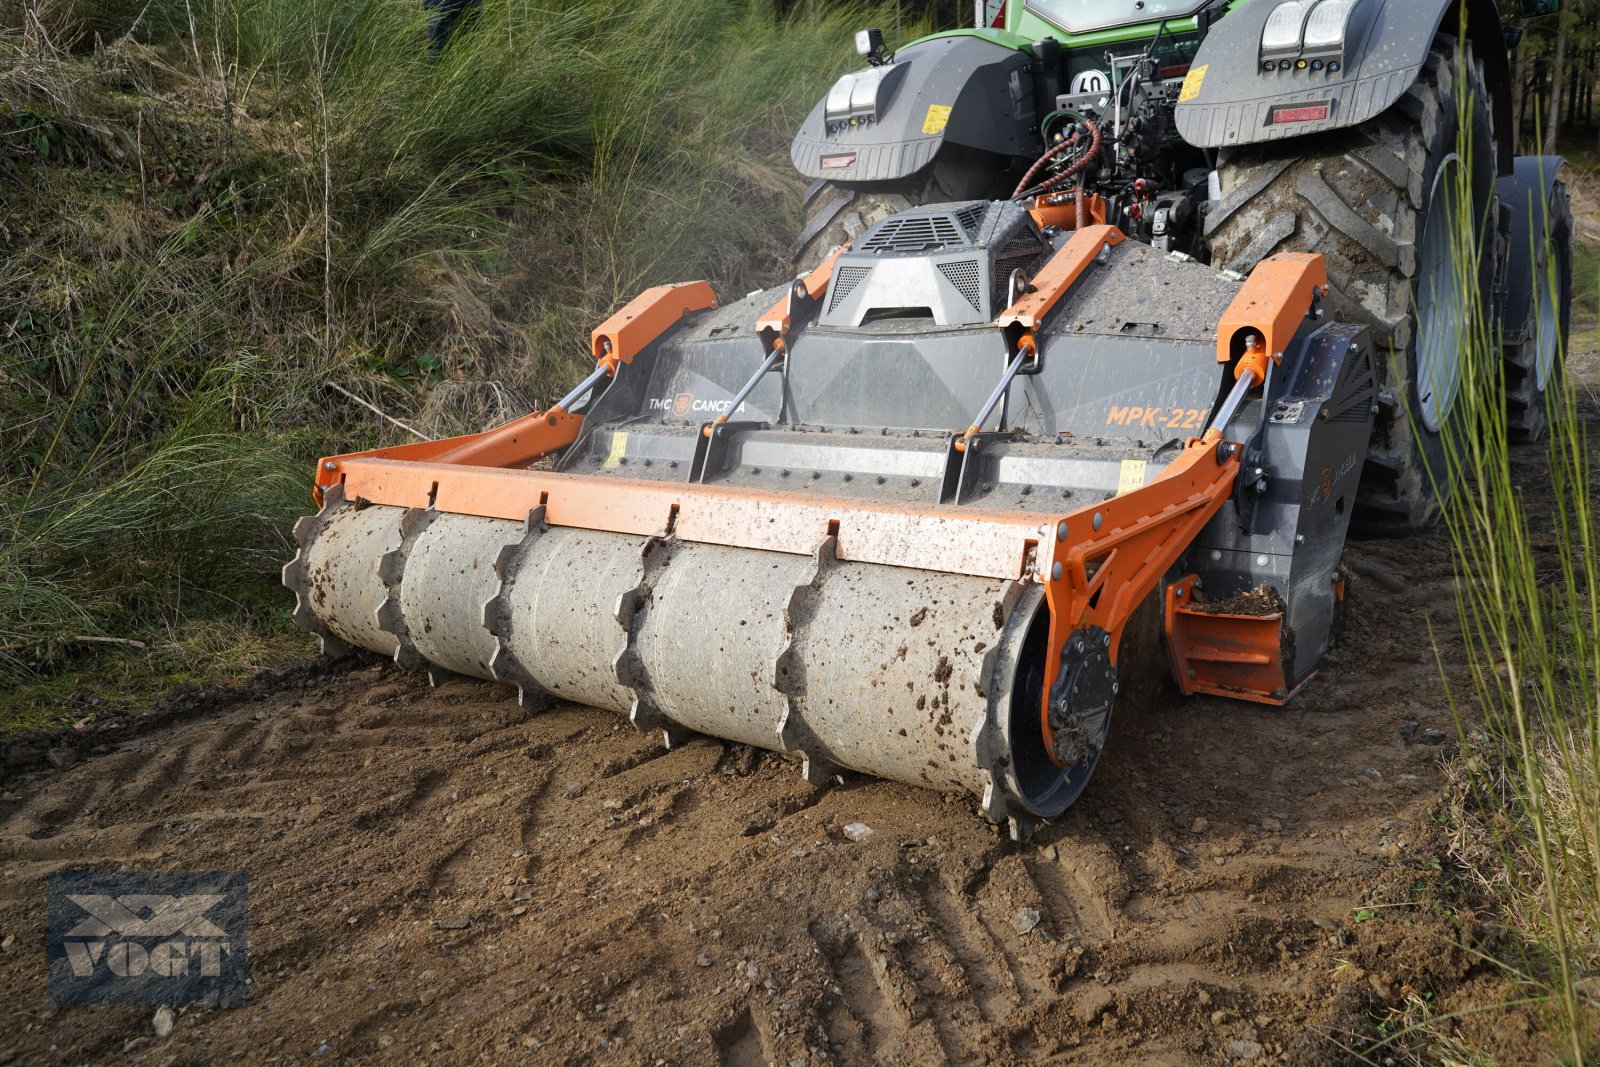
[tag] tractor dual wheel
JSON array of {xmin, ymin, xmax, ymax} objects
[
  {"xmin": 1505, "ymin": 177, "xmax": 1574, "ymax": 442},
  {"xmin": 1206, "ymin": 35, "xmax": 1498, "ymax": 534}
]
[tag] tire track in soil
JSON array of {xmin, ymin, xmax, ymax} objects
[{"xmin": 0, "ymin": 376, "xmax": 1591, "ymax": 1064}]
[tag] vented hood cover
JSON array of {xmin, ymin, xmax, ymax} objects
[{"xmin": 819, "ymin": 201, "xmax": 1051, "ymax": 328}]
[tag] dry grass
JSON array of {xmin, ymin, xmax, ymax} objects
[{"xmin": 1, "ymin": 0, "xmax": 919, "ymax": 715}]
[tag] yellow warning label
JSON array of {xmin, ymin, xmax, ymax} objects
[
  {"xmin": 922, "ymin": 104, "xmax": 953, "ymax": 135},
  {"xmin": 602, "ymin": 431, "xmax": 628, "ymax": 469},
  {"xmin": 1178, "ymin": 64, "xmax": 1207, "ymax": 103},
  {"xmin": 1116, "ymin": 459, "xmax": 1148, "ymax": 496}
]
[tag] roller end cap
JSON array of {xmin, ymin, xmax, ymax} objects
[{"xmin": 1048, "ymin": 626, "xmax": 1116, "ymax": 771}]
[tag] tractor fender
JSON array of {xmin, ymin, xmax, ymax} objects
[
  {"xmin": 790, "ymin": 32, "xmax": 1039, "ymax": 185},
  {"xmin": 1495, "ymin": 155, "xmax": 1566, "ymax": 344},
  {"xmin": 1174, "ymin": 0, "xmax": 1512, "ymax": 173}
]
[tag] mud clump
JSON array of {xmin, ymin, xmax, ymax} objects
[{"xmin": 1188, "ymin": 584, "xmax": 1287, "ymax": 617}]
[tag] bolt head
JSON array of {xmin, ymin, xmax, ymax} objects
[
  {"xmin": 1092, "ymin": 512, "xmax": 1103, "ymax": 531},
  {"xmin": 323, "ymin": 461, "xmax": 337, "ymax": 471},
  {"xmin": 1051, "ymin": 561, "xmax": 1064, "ymax": 580},
  {"xmin": 1057, "ymin": 520, "xmax": 1069, "ymax": 542}
]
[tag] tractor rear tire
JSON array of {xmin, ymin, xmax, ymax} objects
[
  {"xmin": 1505, "ymin": 177, "xmax": 1574, "ymax": 442},
  {"xmin": 1205, "ymin": 35, "xmax": 1497, "ymax": 534}
]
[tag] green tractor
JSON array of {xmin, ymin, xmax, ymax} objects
[{"xmin": 792, "ymin": 0, "xmax": 1574, "ymax": 530}]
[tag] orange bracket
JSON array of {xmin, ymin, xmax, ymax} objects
[
  {"xmin": 1037, "ymin": 430, "xmax": 1241, "ymax": 757},
  {"xmin": 756, "ymin": 244, "xmax": 847, "ymax": 349},
  {"xmin": 315, "ymin": 281, "xmax": 718, "ymax": 502},
  {"xmin": 1027, "ymin": 191, "xmax": 1108, "ymax": 232},
  {"xmin": 1215, "ymin": 252, "xmax": 1328, "ymax": 378},
  {"xmin": 594, "ymin": 282, "xmax": 718, "ymax": 373},
  {"xmin": 1164, "ymin": 575, "xmax": 1299, "ymax": 705}
]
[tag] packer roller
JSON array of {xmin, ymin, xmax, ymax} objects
[{"xmin": 287, "ymin": 199, "xmax": 1378, "ymax": 837}]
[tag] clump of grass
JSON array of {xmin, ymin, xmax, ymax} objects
[
  {"xmin": 1429, "ymin": 90, "xmax": 1600, "ymax": 1060},
  {"xmin": 1, "ymin": 0, "xmax": 921, "ymax": 716}
]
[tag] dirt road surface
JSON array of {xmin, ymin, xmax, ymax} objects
[{"xmin": 3, "ymin": 345, "xmax": 1593, "ymax": 1065}]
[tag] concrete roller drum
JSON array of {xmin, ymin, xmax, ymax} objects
[
  {"xmin": 628, "ymin": 542, "xmax": 814, "ymax": 752},
  {"xmin": 287, "ymin": 495, "xmax": 1070, "ymax": 825}
]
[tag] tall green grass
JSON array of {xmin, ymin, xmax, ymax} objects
[
  {"xmin": 1428, "ymin": 81, "xmax": 1599, "ymax": 1060},
  {"xmin": 1, "ymin": 0, "xmax": 912, "ymax": 695}
]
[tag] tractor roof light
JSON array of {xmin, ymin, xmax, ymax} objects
[
  {"xmin": 1302, "ymin": 0, "xmax": 1360, "ymax": 54},
  {"xmin": 1260, "ymin": 1, "xmax": 1314, "ymax": 57},
  {"xmin": 855, "ymin": 27, "xmax": 888, "ymax": 66}
]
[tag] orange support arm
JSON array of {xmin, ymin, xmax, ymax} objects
[
  {"xmin": 1027, "ymin": 191, "xmax": 1108, "ymax": 232},
  {"xmin": 1036, "ymin": 430, "xmax": 1241, "ymax": 758},
  {"xmin": 953, "ymin": 225, "xmax": 1125, "ymax": 453},
  {"xmin": 756, "ymin": 245, "xmax": 847, "ymax": 344},
  {"xmin": 995, "ymin": 224, "xmax": 1124, "ymax": 334}
]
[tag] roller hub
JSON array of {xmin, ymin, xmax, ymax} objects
[{"xmin": 1047, "ymin": 626, "xmax": 1115, "ymax": 771}]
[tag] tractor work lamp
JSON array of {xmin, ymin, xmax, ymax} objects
[
  {"xmin": 855, "ymin": 28, "xmax": 887, "ymax": 64},
  {"xmin": 1260, "ymin": 1, "xmax": 1314, "ymax": 57},
  {"xmin": 1302, "ymin": 0, "xmax": 1360, "ymax": 53},
  {"xmin": 1260, "ymin": 0, "xmax": 1363, "ymax": 69}
]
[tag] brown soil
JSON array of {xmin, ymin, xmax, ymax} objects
[{"xmin": 2, "ymin": 342, "xmax": 1593, "ymax": 1066}]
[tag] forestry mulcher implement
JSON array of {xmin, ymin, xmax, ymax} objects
[
  {"xmin": 287, "ymin": 213, "xmax": 1376, "ymax": 837},
  {"xmin": 287, "ymin": 0, "xmax": 1574, "ymax": 836}
]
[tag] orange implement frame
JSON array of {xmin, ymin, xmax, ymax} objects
[{"xmin": 306, "ymin": 236, "xmax": 1343, "ymax": 765}]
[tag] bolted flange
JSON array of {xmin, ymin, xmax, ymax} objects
[{"xmin": 1047, "ymin": 625, "xmax": 1116, "ymax": 771}]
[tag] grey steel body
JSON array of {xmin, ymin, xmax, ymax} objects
[
  {"xmin": 285, "ymin": 200, "xmax": 1375, "ymax": 831},
  {"xmin": 1174, "ymin": 0, "xmax": 1513, "ymax": 171},
  {"xmin": 790, "ymin": 34, "xmax": 1038, "ymax": 185}
]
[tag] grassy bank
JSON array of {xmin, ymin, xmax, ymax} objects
[{"xmin": 0, "ymin": 0, "xmax": 910, "ymax": 728}]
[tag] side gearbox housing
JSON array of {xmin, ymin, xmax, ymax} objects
[
  {"xmin": 790, "ymin": 31, "xmax": 1040, "ymax": 185},
  {"xmin": 1173, "ymin": 0, "xmax": 1513, "ymax": 173},
  {"xmin": 1178, "ymin": 321, "xmax": 1378, "ymax": 692}
]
